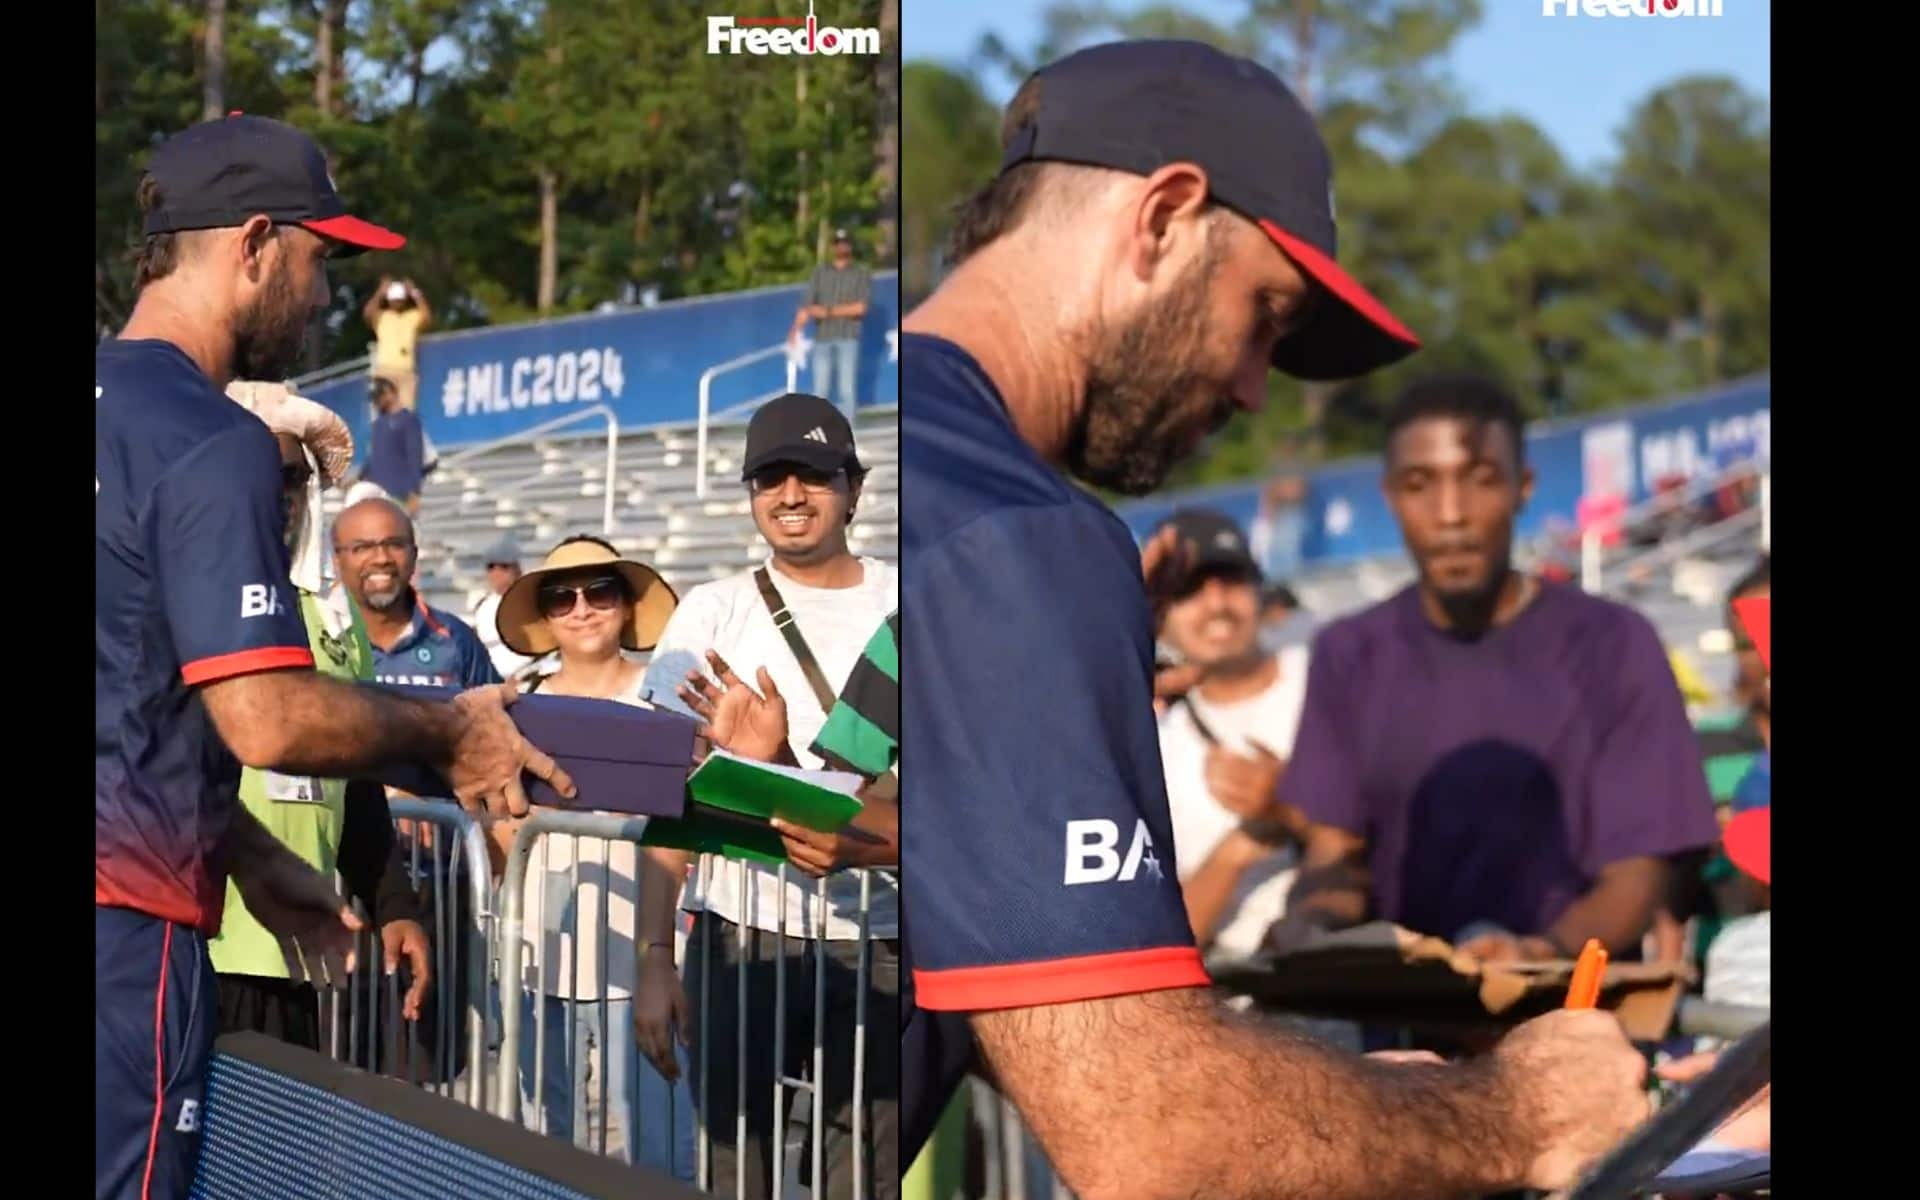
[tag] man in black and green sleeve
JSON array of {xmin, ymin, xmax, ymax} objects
[
  {"xmin": 686, "ymin": 613, "xmax": 900, "ymax": 875},
  {"xmin": 812, "ymin": 612, "xmax": 899, "ymax": 779}
]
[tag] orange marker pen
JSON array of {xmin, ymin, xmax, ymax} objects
[{"xmin": 1565, "ymin": 938, "xmax": 1608, "ymax": 1009}]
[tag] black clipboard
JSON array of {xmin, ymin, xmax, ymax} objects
[{"xmin": 1568, "ymin": 1019, "xmax": 1771, "ymax": 1199}]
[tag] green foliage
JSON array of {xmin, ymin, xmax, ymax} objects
[
  {"xmin": 96, "ymin": 0, "xmax": 895, "ymax": 369},
  {"xmin": 902, "ymin": 1, "xmax": 1769, "ymax": 487},
  {"xmin": 900, "ymin": 62, "xmax": 1000, "ymax": 301}
]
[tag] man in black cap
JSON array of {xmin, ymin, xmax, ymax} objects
[
  {"xmin": 1145, "ymin": 508, "xmax": 1316, "ymax": 964},
  {"xmin": 637, "ymin": 392, "xmax": 900, "ymax": 1199},
  {"xmin": 897, "ymin": 41, "xmax": 1650, "ymax": 1196},
  {"xmin": 790, "ymin": 228, "xmax": 873, "ymax": 420},
  {"xmin": 96, "ymin": 113, "xmax": 573, "ymax": 1200}
]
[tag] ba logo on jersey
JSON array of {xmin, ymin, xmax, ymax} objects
[
  {"xmin": 1064, "ymin": 818, "xmax": 1165, "ymax": 885},
  {"xmin": 240, "ymin": 583, "xmax": 287, "ymax": 619}
]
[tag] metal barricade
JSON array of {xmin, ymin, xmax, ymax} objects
[
  {"xmin": 497, "ymin": 811, "xmax": 688, "ymax": 1174},
  {"xmin": 1674, "ymin": 996, "xmax": 1769, "ymax": 1042},
  {"xmin": 321, "ymin": 798, "xmax": 493, "ymax": 1111},
  {"xmin": 691, "ymin": 856, "xmax": 882, "ymax": 1200},
  {"xmin": 496, "ymin": 809, "xmax": 892, "ymax": 1198}
]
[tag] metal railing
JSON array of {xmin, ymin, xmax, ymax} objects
[
  {"xmin": 1591, "ymin": 504, "xmax": 1766, "ymax": 595},
  {"xmin": 322, "ymin": 799, "xmax": 494, "ymax": 1111},
  {"xmin": 695, "ymin": 344, "xmax": 803, "ymax": 500},
  {"xmin": 1570, "ymin": 459, "xmax": 1769, "ymax": 592},
  {"xmin": 290, "ymin": 352, "xmax": 374, "ymax": 392},
  {"xmin": 494, "ymin": 810, "xmax": 654, "ymax": 1126},
  {"xmin": 1675, "ymin": 997, "xmax": 1769, "ymax": 1042},
  {"xmin": 494, "ymin": 809, "xmax": 888, "ymax": 1197},
  {"xmin": 430, "ymin": 403, "xmax": 622, "ymax": 536}
]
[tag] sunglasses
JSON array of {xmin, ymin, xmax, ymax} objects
[
  {"xmin": 537, "ymin": 576, "xmax": 627, "ymax": 619},
  {"xmin": 748, "ymin": 466, "xmax": 842, "ymax": 494}
]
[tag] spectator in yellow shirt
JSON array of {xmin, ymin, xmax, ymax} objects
[{"xmin": 363, "ymin": 275, "xmax": 431, "ymax": 410}]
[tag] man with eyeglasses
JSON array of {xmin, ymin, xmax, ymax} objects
[
  {"xmin": 330, "ymin": 496, "xmax": 500, "ymax": 1089},
  {"xmin": 637, "ymin": 391, "xmax": 901, "ymax": 1200},
  {"xmin": 332, "ymin": 497, "xmax": 498, "ymax": 690}
]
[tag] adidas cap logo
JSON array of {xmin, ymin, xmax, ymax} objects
[{"xmin": 804, "ymin": 426, "xmax": 829, "ymax": 443}]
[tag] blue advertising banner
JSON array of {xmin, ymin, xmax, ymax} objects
[
  {"xmin": 1114, "ymin": 375, "xmax": 1770, "ymax": 569},
  {"xmin": 305, "ymin": 271, "xmax": 899, "ymax": 459}
]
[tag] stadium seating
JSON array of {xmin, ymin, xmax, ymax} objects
[{"xmin": 320, "ymin": 408, "xmax": 899, "ymax": 620}]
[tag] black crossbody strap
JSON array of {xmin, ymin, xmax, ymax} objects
[{"xmin": 753, "ymin": 567, "xmax": 839, "ymax": 711}]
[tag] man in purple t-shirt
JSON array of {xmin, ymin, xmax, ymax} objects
[{"xmin": 1277, "ymin": 373, "xmax": 1718, "ymax": 964}]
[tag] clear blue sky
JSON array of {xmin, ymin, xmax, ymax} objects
[{"xmin": 904, "ymin": 1, "xmax": 1769, "ymax": 174}]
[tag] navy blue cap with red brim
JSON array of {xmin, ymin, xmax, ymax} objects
[
  {"xmin": 144, "ymin": 113, "xmax": 404, "ymax": 257},
  {"xmin": 999, "ymin": 40, "xmax": 1419, "ymax": 381}
]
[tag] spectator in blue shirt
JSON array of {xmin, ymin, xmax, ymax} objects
[
  {"xmin": 331, "ymin": 498, "xmax": 498, "ymax": 688},
  {"xmin": 354, "ymin": 377, "xmax": 427, "ymax": 516},
  {"xmin": 330, "ymin": 496, "xmax": 498, "ymax": 1088}
]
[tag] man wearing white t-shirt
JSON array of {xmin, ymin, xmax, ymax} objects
[
  {"xmin": 1152, "ymin": 508, "xmax": 1312, "ymax": 961},
  {"xmin": 636, "ymin": 392, "xmax": 899, "ymax": 1200}
]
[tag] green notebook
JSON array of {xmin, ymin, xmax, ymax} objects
[{"xmin": 641, "ymin": 749, "xmax": 865, "ymax": 866}]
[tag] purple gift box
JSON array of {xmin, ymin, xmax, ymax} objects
[{"xmin": 371, "ymin": 685, "xmax": 695, "ymax": 817}]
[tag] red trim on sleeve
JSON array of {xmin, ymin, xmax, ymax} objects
[
  {"xmin": 914, "ymin": 945, "xmax": 1209, "ymax": 1012},
  {"xmin": 179, "ymin": 645, "xmax": 314, "ymax": 686}
]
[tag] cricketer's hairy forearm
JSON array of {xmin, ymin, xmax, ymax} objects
[
  {"xmin": 972, "ymin": 987, "xmax": 1525, "ymax": 1200},
  {"xmin": 200, "ymin": 671, "xmax": 462, "ymax": 778}
]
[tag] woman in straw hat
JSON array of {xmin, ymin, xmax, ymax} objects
[{"xmin": 492, "ymin": 534, "xmax": 694, "ymax": 1178}]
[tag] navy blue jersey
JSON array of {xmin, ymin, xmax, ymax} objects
[
  {"xmin": 898, "ymin": 333, "xmax": 1208, "ymax": 1158},
  {"xmin": 367, "ymin": 593, "xmax": 499, "ymax": 689},
  {"xmin": 96, "ymin": 339, "xmax": 313, "ymax": 934}
]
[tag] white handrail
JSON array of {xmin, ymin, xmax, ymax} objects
[
  {"xmin": 289, "ymin": 353, "xmax": 374, "ymax": 391},
  {"xmin": 435, "ymin": 404, "xmax": 620, "ymax": 535},
  {"xmin": 1581, "ymin": 531, "xmax": 1604, "ymax": 594},
  {"xmin": 1760, "ymin": 473, "xmax": 1770, "ymax": 553},
  {"xmin": 695, "ymin": 342, "xmax": 803, "ymax": 499}
]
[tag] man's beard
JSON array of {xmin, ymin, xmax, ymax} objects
[
  {"xmin": 1429, "ymin": 549, "xmax": 1517, "ymax": 638},
  {"xmin": 1065, "ymin": 238, "xmax": 1233, "ymax": 496},
  {"xmin": 232, "ymin": 261, "xmax": 311, "ymax": 382},
  {"xmin": 363, "ymin": 582, "xmax": 407, "ymax": 611}
]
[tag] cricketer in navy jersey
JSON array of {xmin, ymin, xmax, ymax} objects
[
  {"xmin": 896, "ymin": 332, "xmax": 1209, "ymax": 1160},
  {"xmin": 96, "ymin": 337, "xmax": 317, "ymax": 1200}
]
